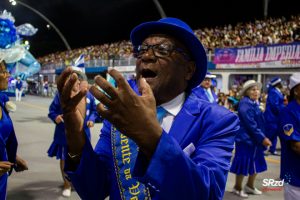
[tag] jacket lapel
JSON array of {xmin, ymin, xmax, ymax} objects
[
  {"xmin": 130, "ymin": 80, "xmax": 201, "ymax": 146},
  {"xmin": 168, "ymin": 94, "xmax": 200, "ymax": 146}
]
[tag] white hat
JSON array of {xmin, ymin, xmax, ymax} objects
[
  {"xmin": 239, "ymin": 80, "xmax": 262, "ymax": 97},
  {"xmin": 289, "ymin": 73, "xmax": 300, "ymax": 90},
  {"xmin": 205, "ymin": 72, "xmax": 216, "ymax": 79}
]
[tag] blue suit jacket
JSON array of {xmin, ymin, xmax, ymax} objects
[
  {"xmin": 66, "ymin": 85, "xmax": 239, "ymax": 200},
  {"xmin": 48, "ymin": 93, "xmax": 65, "ymax": 145},
  {"xmin": 16, "ymin": 81, "xmax": 23, "ymax": 90},
  {"xmin": 264, "ymin": 86, "xmax": 284, "ymax": 138},
  {"xmin": 236, "ymin": 97, "xmax": 266, "ymax": 146},
  {"xmin": 48, "ymin": 92, "xmax": 97, "ymax": 144},
  {"xmin": 192, "ymin": 86, "xmax": 218, "ymax": 103},
  {"xmin": 0, "ymin": 95, "xmax": 18, "ymax": 200},
  {"xmin": 279, "ymin": 100, "xmax": 300, "ymax": 187}
]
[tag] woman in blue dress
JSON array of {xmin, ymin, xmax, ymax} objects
[
  {"xmin": 230, "ymin": 80, "xmax": 271, "ymax": 198},
  {"xmin": 279, "ymin": 73, "xmax": 300, "ymax": 200},
  {"xmin": 0, "ymin": 61, "xmax": 28, "ymax": 200},
  {"xmin": 47, "ymin": 70, "xmax": 98, "ymax": 197}
]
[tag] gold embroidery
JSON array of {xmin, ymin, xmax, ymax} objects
[
  {"xmin": 284, "ymin": 127, "xmax": 294, "ymax": 136},
  {"xmin": 129, "ymin": 182, "xmax": 141, "ymax": 196}
]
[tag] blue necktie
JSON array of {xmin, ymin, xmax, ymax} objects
[
  {"xmin": 156, "ymin": 106, "xmax": 167, "ymax": 124},
  {"xmin": 205, "ymin": 89, "xmax": 214, "ymax": 103}
]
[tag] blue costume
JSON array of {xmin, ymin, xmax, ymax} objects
[
  {"xmin": 0, "ymin": 10, "xmax": 41, "ymax": 81},
  {"xmin": 192, "ymin": 86, "xmax": 218, "ymax": 103},
  {"xmin": 279, "ymin": 100, "xmax": 300, "ymax": 187},
  {"xmin": 47, "ymin": 92, "xmax": 98, "ymax": 159},
  {"xmin": 65, "ymin": 82, "xmax": 240, "ymax": 200},
  {"xmin": 0, "ymin": 94, "xmax": 18, "ymax": 200},
  {"xmin": 0, "ymin": 92, "xmax": 9, "ymax": 104},
  {"xmin": 15, "ymin": 80, "xmax": 22, "ymax": 90},
  {"xmin": 230, "ymin": 96, "xmax": 267, "ymax": 176},
  {"xmin": 264, "ymin": 86, "xmax": 284, "ymax": 153}
]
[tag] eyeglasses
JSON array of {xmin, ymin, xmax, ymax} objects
[
  {"xmin": 133, "ymin": 43, "xmax": 191, "ymax": 60},
  {"xmin": 203, "ymin": 78, "xmax": 212, "ymax": 82}
]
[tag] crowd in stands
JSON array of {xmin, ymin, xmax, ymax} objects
[
  {"xmin": 37, "ymin": 15, "xmax": 300, "ymax": 67},
  {"xmin": 38, "ymin": 40, "xmax": 134, "ymax": 67},
  {"xmin": 196, "ymin": 15, "xmax": 300, "ymax": 50}
]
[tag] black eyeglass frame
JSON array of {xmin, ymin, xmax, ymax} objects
[{"xmin": 133, "ymin": 43, "xmax": 191, "ymax": 61}]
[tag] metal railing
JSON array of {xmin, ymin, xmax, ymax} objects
[
  {"xmin": 41, "ymin": 57, "xmax": 138, "ymax": 70},
  {"xmin": 40, "ymin": 53, "xmax": 214, "ymax": 70}
]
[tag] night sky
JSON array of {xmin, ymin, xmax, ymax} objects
[{"xmin": 0, "ymin": 0, "xmax": 299, "ymax": 57}]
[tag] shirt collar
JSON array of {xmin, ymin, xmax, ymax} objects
[
  {"xmin": 275, "ymin": 87, "xmax": 281, "ymax": 93},
  {"xmin": 200, "ymin": 86, "xmax": 210, "ymax": 91},
  {"xmin": 159, "ymin": 92, "xmax": 185, "ymax": 116}
]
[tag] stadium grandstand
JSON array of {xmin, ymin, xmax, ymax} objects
[{"xmin": 38, "ymin": 15, "xmax": 300, "ymax": 95}]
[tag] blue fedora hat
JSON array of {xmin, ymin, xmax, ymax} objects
[{"xmin": 130, "ymin": 17, "xmax": 207, "ymax": 90}]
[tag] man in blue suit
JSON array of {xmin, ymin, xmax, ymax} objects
[
  {"xmin": 264, "ymin": 77, "xmax": 285, "ymax": 155},
  {"xmin": 192, "ymin": 72, "xmax": 218, "ymax": 103},
  {"xmin": 57, "ymin": 18, "xmax": 240, "ymax": 200},
  {"xmin": 15, "ymin": 77, "xmax": 23, "ymax": 101}
]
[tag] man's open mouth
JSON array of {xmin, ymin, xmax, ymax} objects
[{"xmin": 141, "ymin": 68, "xmax": 157, "ymax": 79}]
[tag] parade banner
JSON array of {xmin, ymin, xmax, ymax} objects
[{"xmin": 214, "ymin": 42, "xmax": 300, "ymax": 69}]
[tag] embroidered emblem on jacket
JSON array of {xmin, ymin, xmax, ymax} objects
[{"xmin": 283, "ymin": 124, "xmax": 294, "ymax": 136}]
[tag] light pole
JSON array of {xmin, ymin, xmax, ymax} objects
[
  {"xmin": 8, "ymin": 0, "xmax": 71, "ymax": 50},
  {"xmin": 263, "ymin": 0, "xmax": 269, "ymax": 19},
  {"xmin": 152, "ymin": 0, "xmax": 166, "ymax": 18}
]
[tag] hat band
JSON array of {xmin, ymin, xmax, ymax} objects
[{"xmin": 271, "ymin": 78, "xmax": 281, "ymax": 86}]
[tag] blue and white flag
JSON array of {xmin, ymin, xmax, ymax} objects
[{"xmin": 73, "ymin": 54, "xmax": 85, "ymax": 72}]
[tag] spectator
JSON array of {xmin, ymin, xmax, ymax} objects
[
  {"xmin": 217, "ymin": 92, "xmax": 226, "ymax": 106},
  {"xmin": 192, "ymin": 72, "xmax": 218, "ymax": 103}
]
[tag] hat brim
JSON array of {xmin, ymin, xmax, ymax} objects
[
  {"xmin": 270, "ymin": 79, "xmax": 281, "ymax": 86},
  {"xmin": 239, "ymin": 82, "xmax": 262, "ymax": 97},
  {"xmin": 206, "ymin": 75, "xmax": 216, "ymax": 79},
  {"xmin": 130, "ymin": 21, "xmax": 207, "ymax": 90}
]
